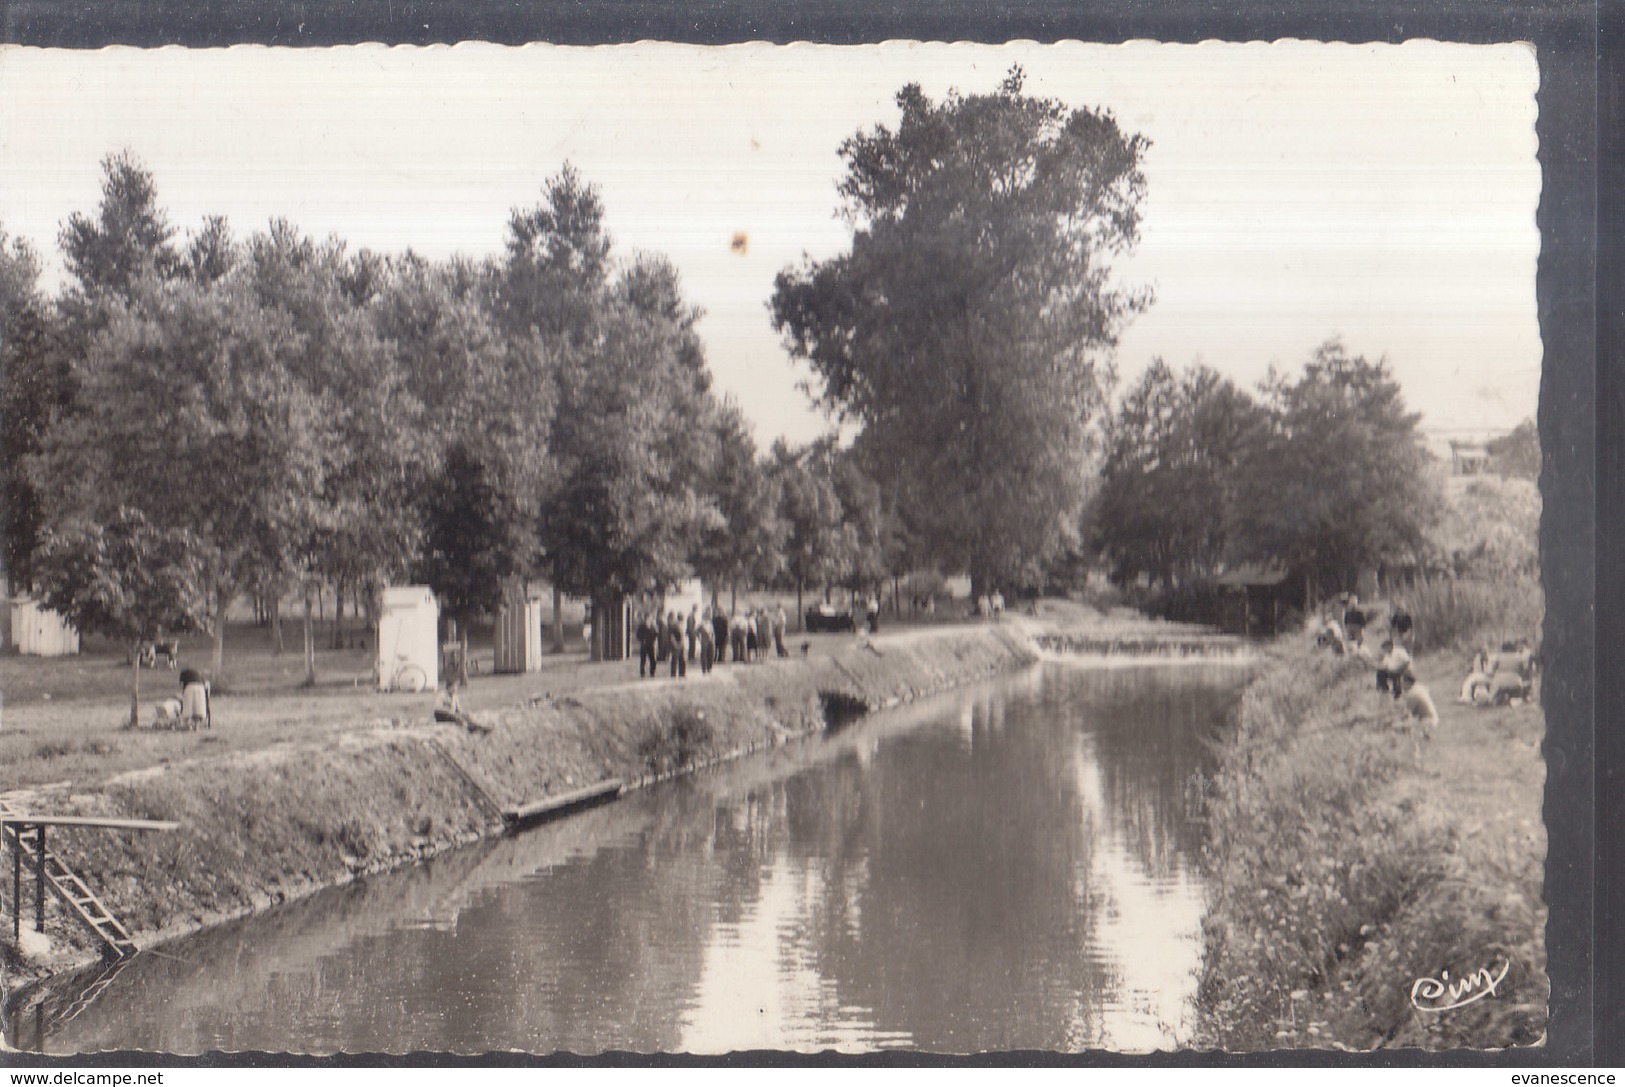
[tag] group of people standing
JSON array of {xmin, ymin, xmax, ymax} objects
[
  {"xmin": 634, "ymin": 602, "xmax": 790, "ymax": 680},
  {"xmin": 974, "ymin": 589, "xmax": 1005, "ymax": 621}
]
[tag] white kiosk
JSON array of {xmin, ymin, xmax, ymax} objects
[
  {"xmin": 493, "ymin": 577, "xmax": 547, "ymax": 674},
  {"xmin": 9, "ymin": 597, "xmax": 80, "ymax": 657},
  {"xmin": 376, "ymin": 586, "xmax": 439, "ymax": 692}
]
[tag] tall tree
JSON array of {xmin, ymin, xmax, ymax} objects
[
  {"xmin": 0, "ymin": 227, "xmax": 71, "ymax": 590},
  {"xmin": 772, "ymin": 68, "xmax": 1149, "ymax": 595},
  {"xmin": 1227, "ymin": 339, "xmax": 1438, "ymax": 602},
  {"xmin": 416, "ymin": 441, "xmax": 529, "ymax": 664},
  {"xmin": 692, "ymin": 401, "xmax": 783, "ymax": 603},
  {"xmin": 28, "ymin": 272, "xmax": 331, "ymax": 684},
  {"xmin": 832, "ymin": 448, "xmax": 899, "ymax": 597},
  {"xmin": 541, "ymin": 284, "xmax": 722, "ymax": 659},
  {"xmin": 769, "ymin": 437, "xmax": 857, "ymax": 627},
  {"xmin": 500, "ymin": 170, "xmax": 721, "ymax": 659},
  {"xmin": 246, "ymin": 225, "xmax": 436, "ymax": 677},
  {"xmin": 34, "ymin": 508, "xmax": 211, "ymax": 727},
  {"xmin": 1092, "ymin": 360, "xmax": 1262, "ymax": 588},
  {"xmin": 59, "ymin": 151, "xmax": 180, "ymax": 298}
]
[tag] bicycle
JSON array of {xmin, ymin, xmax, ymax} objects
[{"xmin": 376, "ymin": 652, "xmax": 429, "ymax": 693}]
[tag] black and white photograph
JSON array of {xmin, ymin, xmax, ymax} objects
[{"xmin": 0, "ymin": 32, "xmax": 1579, "ymax": 1060}]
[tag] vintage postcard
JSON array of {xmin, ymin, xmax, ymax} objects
[{"xmin": 0, "ymin": 40, "xmax": 1549, "ymax": 1057}]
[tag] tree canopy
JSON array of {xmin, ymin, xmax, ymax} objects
[
  {"xmin": 34, "ymin": 507, "xmax": 211, "ymax": 725},
  {"xmin": 1226, "ymin": 339, "xmax": 1438, "ymax": 600},
  {"xmin": 1, "ymin": 225, "xmax": 72, "ymax": 590},
  {"xmin": 1092, "ymin": 360, "xmax": 1263, "ymax": 588},
  {"xmin": 771, "ymin": 68, "xmax": 1150, "ymax": 593}
]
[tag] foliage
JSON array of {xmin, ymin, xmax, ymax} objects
[
  {"xmin": 33, "ymin": 508, "xmax": 211, "ymax": 725},
  {"xmin": 1227, "ymin": 339, "xmax": 1439, "ymax": 600},
  {"xmin": 1485, "ymin": 418, "xmax": 1539, "ymax": 480},
  {"xmin": 371, "ymin": 248, "xmax": 551, "ymax": 602},
  {"xmin": 30, "ymin": 273, "xmax": 332, "ymax": 591},
  {"xmin": 1399, "ymin": 577, "xmax": 1544, "ymax": 657},
  {"xmin": 0, "ymin": 226, "xmax": 72, "ymax": 589},
  {"xmin": 1092, "ymin": 359, "xmax": 1263, "ymax": 588},
  {"xmin": 832, "ymin": 448, "xmax": 904, "ymax": 592},
  {"xmin": 769, "ymin": 437, "xmax": 857, "ymax": 602},
  {"xmin": 1199, "ymin": 639, "xmax": 1546, "ymax": 1050},
  {"xmin": 416, "ymin": 441, "xmax": 530, "ymax": 627},
  {"xmin": 692, "ymin": 401, "xmax": 784, "ymax": 593},
  {"xmin": 34, "ymin": 507, "xmax": 211, "ymax": 644},
  {"xmin": 58, "ymin": 150, "xmax": 181, "ymax": 297},
  {"xmin": 636, "ymin": 705, "xmax": 716, "ymax": 776},
  {"xmin": 501, "ymin": 171, "xmax": 725, "ymax": 652},
  {"xmin": 772, "ymin": 68, "xmax": 1149, "ymax": 591},
  {"xmin": 1423, "ymin": 474, "xmax": 1540, "ymax": 582}
]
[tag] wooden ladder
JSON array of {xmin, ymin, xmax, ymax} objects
[{"xmin": 1, "ymin": 815, "xmax": 137, "ymax": 960}]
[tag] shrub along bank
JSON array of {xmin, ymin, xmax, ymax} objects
[
  {"xmin": 1197, "ymin": 636, "xmax": 1547, "ymax": 1051},
  {"xmin": 1, "ymin": 625, "xmax": 1037, "ymax": 989}
]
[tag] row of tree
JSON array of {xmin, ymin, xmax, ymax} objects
[
  {"xmin": 2, "ymin": 70, "xmax": 1467, "ymax": 723},
  {"xmin": 0, "ymin": 155, "xmax": 902, "ymax": 723},
  {"xmin": 1089, "ymin": 342, "xmax": 1438, "ymax": 604}
]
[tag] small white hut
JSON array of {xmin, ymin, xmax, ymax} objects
[
  {"xmin": 375, "ymin": 586, "xmax": 439, "ymax": 691},
  {"xmin": 493, "ymin": 577, "xmax": 547, "ymax": 674},
  {"xmin": 9, "ymin": 597, "xmax": 80, "ymax": 657}
]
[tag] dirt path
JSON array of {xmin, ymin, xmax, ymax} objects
[{"xmin": 1393, "ymin": 656, "xmax": 1546, "ymax": 885}]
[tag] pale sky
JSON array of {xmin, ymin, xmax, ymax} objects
[{"xmin": 0, "ymin": 40, "xmax": 1541, "ymax": 447}]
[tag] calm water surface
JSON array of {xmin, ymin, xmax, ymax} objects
[{"xmin": 13, "ymin": 660, "xmax": 1248, "ymax": 1055}]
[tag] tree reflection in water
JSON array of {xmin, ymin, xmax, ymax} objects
[{"xmin": 19, "ymin": 662, "xmax": 1247, "ymax": 1056}]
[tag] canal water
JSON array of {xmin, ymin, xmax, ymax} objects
[{"xmin": 11, "ymin": 660, "xmax": 1249, "ymax": 1055}]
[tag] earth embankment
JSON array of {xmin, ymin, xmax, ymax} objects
[{"xmin": 1, "ymin": 623, "xmax": 1038, "ymax": 988}]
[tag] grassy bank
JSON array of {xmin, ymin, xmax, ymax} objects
[
  {"xmin": 1197, "ymin": 634, "xmax": 1547, "ymax": 1050},
  {"xmin": 1, "ymin": 623, "xmax": 1037, "ymax": 991}
]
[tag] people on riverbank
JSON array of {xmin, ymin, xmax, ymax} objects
[
  {"xmin": 773, "ymin": 603, "xmax": 788, "ymax": 657},
  {"xmin": 1375, "ymin": 638, "xmax": 1414, "ymax": 700},
  {"xmin": 666, "ymin": 612, "xmax": 687, "ymax": 678},
  {"xmin": 179, "ymin": 667, "xmax": 211, "ymax": 729},
  {"xmin": 1457, "ymin": 640, "xmax": 1538, "ymax": 705},
  {"xmin": 712, "ymin": 609, "xmax": 730, "ymax": 665},
  {"xmin": 697, "ymin": 615, "xmax": 715, "ymax": 673},
  {"xmin": 636, "ymin": 611, "xmax": 658, "ymax": 678},
  {"xmin": 1388, "ymin": 601, "xmax": 1414, "ymax": 646}
]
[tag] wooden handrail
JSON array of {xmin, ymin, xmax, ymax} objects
[{"xmin": 1, "ymin": 815, "xmax": 179, "ymax": 832}]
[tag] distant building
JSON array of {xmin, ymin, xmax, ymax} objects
[
  {"xmin": 1214, "ymin": 565, "xmax": 1300, "ymax": 636},
  {"xmin": 1447, "ymin": 439, "xmax": 1492, "ymax": 475}
]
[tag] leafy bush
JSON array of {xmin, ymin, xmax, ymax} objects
[
  {"xmin": 636, "ymin": 706, "xmax": 716, "ymax": 776},
  {"xmin": 1423, "ymin": 474, "xmax": 1539, "ymax": 581},
  {"xmin": 1198, "ymin": 638, "xmax": 1545, "ymax": 1050},
  {"xmin": 1400, "ymin": 576, "xmax": 1543, "ymax": 656}
]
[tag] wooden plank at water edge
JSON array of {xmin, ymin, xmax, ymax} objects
[
  {"xmin": 502, "ymin": 780, "xmax": 624, "ymax": 826},
  {"xmin": 1, "ymin": 815, "xmax": 180, "ymax": 832}
]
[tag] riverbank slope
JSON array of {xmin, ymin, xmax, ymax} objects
[
  {"xmin": 1, "ymin": 622, "xmax": 1040, "ymax": 993},
  {"xmin": 1197, "ymin": 634, "xmax": 1546, "ymax": 1050}
]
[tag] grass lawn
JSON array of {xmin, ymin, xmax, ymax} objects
[{"xmin": 2, "ymin": 601, "xmax": 1101, "ymax": 793}]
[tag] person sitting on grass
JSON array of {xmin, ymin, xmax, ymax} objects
[
  {"xmin": 1342, "ymin": 594, "xmax": 1368, "ymax": 648},
  {"xmin": 1388, "ymin": 601, "xmax": 1414, "ymax": 646},
  {"xmin": 1313, "ymin": 612, "xmax": 1348, "ymax": 654},
  {"xmin": 1375, "ymin": 638, "xmax": 1414, "ymax": 699},
  {"xmin": 1459, "ymin": 645, "xmax": 1496, "ymax": 703},
  {"xmin": 1397, "ymin": 681, "xmax": 1440, "ymax": 740}
]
